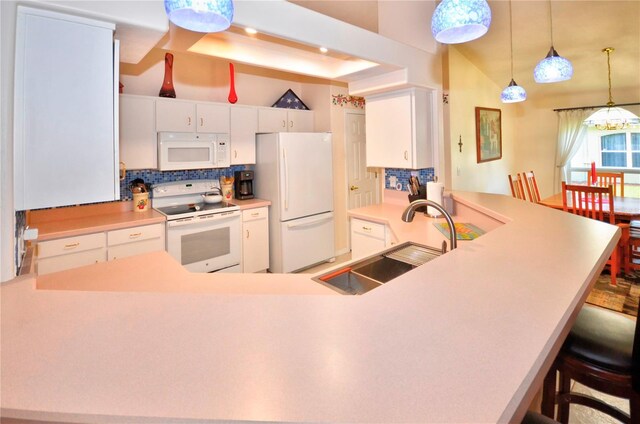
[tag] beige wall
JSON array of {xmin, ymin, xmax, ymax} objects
[{"xmin": 447, "ymin": 47, "xmax": 516, "ymax": 195}]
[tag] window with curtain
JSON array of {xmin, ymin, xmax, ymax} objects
[{"xmin": 571, "ymin": 129, "xmax": 640, "ymax": 169}]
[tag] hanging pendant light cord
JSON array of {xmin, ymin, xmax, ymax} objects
[
  {"xmin": 604, "ymin": 47, "xmax": 615, "ymax": 106},
  {"xmin": 509, "ymin": 0, "xmax": 514, "ymax": 78},
  {"xmin": 548, "ymin": 0, "xmax": 554, "ymax": 46}
]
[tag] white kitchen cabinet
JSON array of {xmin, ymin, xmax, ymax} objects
[
  {"xmin": 36, "ymin": 233, "xmax": 107, "ymax": 275},
  {"xmin": 230, "ymin": 105, "xmax": 258, "ymax": 164},
  {"xmin": 156, "ymin": 99, "xmax": 196, "ymax": 132},
  {"xmin": 242, "ymin": 207, "xmax": 269, "ymax": 273},
  {"xmin": 156, "ymin": 99, "xmax": 230, "ymax": 133},
  {"xmin": 258, "ymin": 108, "xmax": 314, "ymax": 132},
  {"xmin": 197, "ymin": 103, "xmax": 230, "ymax": 133},
  {"xmin": 350, "ymin": 217, "xmax": 390, "ymax": 260},
  {"xmin": 107, "ymin": 223, "xmax": 165, "ymax": 261},
  {"xmin": 365, "ymin": 88, "xmax": 435, "ymax": 169},
  {"xmin": 14, "ymin": 7, "xmax": 119, "ymax": 210},
  {"xmin": 35, "ymin": 223, "xmax": 165, "ymax": 274},
  {"xmin": 120, "ymin": 94, "xmax": 157, "ymax": 170}
]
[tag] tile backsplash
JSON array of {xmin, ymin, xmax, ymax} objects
[
  {"xmin": 385, "ymin": 168, "xmax": 435, "ymax": 191},
  {"xmin": 120, "ymin": 166, "xmax": 248, "ymax": 200}
]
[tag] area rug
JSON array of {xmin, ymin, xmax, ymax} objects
[{"xmin": 586, "ymin": 270, "xmax": 640, "ymax": 317}]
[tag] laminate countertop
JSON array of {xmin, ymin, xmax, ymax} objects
[{"xmin": 2, "ymin": 191, "xmax": 618, "ymax": 423}]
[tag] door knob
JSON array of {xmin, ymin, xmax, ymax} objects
[{"xmin": 350, "ymin": 185, "xmax": 359, "ymax": 191}]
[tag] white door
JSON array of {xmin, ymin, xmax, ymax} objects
[
  {"xmin": 347, "ymin": 112, "xmax": 379, "ymax": 209},
  {"xmin": 278, "ymin": 133, "xmax": 333, "ymax": 221}
]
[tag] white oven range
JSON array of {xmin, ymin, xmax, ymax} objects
[{"xmin": 152, "ymin": 180, "xmax": 241, "ymax": 273}]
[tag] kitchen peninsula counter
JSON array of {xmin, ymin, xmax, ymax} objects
[{"xmin": 2, "ymin": 191, "xmax": 619, "ymax": 423}]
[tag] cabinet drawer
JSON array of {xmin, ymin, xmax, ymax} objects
[
  {"xmin": 242, "ymin": 207, "xmax": 268, "ymax": 222},
  {"xmin": 38, "ymin": 233, "xmax": 106, "ymax": 259},
  {"xmin": 351, "ymin": 218, "xmax": 385, "ymax": 240},
  {"xmin": 37, "ymin": 249, "xmax": 106, "ymax": 275},
  {"xmin": 108, "ymin": 238, "xmax": 165, "ymax": 261},
  {"xmin": 107, "ymin": 224, "xmax": 163, "ymax": 246}
]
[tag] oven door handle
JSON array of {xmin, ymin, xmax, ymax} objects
[{"xmin": 167, "ymin": 211, "xmax": 240, "ymax": 228}]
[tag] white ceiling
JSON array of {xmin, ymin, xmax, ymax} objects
[{"xmin": 292, "ymin": 0, "xmax": 640, "ymax": 105}]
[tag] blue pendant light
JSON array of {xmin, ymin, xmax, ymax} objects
[
  {"xmin": 501, "ymin": 0, "xmax": 526, "ymax": 103},
  {"xmin": 431, "ymin": 0, "xmax": 492, "ymax": 44},
  {"xmin": 164, "ymin": 0, "xmax": 234, "ymax": 33},
  {"xmin": 533, "ymin": 0, "xmax": 572, "ymax": 83}
]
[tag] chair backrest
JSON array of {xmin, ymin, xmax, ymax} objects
[
  {"xmin": 508, "ymin": 173, "xmax": 526, "ymax": 200},
  {"xmin": 523, "ymin": 170, "xmax": 541, "ymax": 203},
  {"xmin": 561, "ymin": 181, "xmax": 615, "ymax": 224},
  {"xmin": 587, "ymin": 170, "xmax": 625, "ymax": 197}
]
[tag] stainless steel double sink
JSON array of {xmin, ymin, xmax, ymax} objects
[{"xmin": 314, "ymin": 242, "xmax": 443, "ymax": 295}]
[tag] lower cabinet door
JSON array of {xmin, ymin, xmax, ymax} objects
[{"xmin": 37, "ymin": 248, "xmax": 106, "ymax": 275}]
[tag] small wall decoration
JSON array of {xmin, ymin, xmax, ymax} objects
[
  {"xmin": 475, "ymin": 107, "xmax": 502, "ymax": 163},
  {"xmin": 331, "ymin": 94, "xmax": 365, "ymax": 109},
  {"xmin": 272, "ymin": 89, "xmax": 309, "ymax": 110},
  {"xmin": 159, "ymin": 52, "xmax": 176, "ymax": 98},
  {"xmin": 227, "ymin": 63, "xmax": 238, "ymax": 104}
]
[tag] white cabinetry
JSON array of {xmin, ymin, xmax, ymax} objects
[
  {"xmin": 156, "ymin": 99, "xmax": 230, "ymax": 133},
  {"xmin": 365, "ymin": 88, "xmax": 435, "ymax": 169},
  {"xmin": 120, "ymin": 95, "xmax": 157, "ymax": 170},
  {"xmin": 37, "ymin": 233, "xmax": 107, "ymax": 275},
  {"xmin": 36, "ymin": 223, "xmax": 165, "ymax": 275},
  {"xmin": 258, "ymin": 108, "xmax": 314, "ymax": 132},
  {"xmin": 242, "ymin": 207, "xmax": 269, "ymax": 273},
  {"xmin": 350, "ymin": 218, "xmax": 390, "ymax": 260},
  {"xmin": 107, "ymin": 223, "xmax": 165, "ymax": 261},
  {"xmin": 14, "ymin": 7, "xmax": 119, "ymax": 210},
  {"xmin": 230, "ymin": 105, "xmax": 257, "ymax": 164}
]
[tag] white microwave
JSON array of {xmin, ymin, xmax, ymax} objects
[{"xmin": 158, "ymin": 132, "xmax": 230, "ymax": 171}]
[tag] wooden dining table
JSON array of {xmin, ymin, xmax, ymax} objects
[{"xmin": 539, "ymin": 192, "xmax": 640, "ymax": 222}]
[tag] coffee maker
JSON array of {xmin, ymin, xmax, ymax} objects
[{"xmin": 234, "ymin": 170, "xmax": 254, "ymax": 200}]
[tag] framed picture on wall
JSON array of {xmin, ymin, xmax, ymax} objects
[{"xmin": 475, "ymin": 107, "xmax": 502, "ymax": 163}]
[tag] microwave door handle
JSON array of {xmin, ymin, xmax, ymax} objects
[{"xmin": 283, "ymin": 148, "xmax": 289, "ymax": 211}]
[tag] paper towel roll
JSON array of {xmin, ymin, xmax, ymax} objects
[{"xmin": 426, "ymin": 182, "xmax": 444, "ymax": 217}]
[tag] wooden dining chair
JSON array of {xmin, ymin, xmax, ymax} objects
[
  {"xmin": 508, "ymin": 173, "xmax": 526, "ymax": 200},
  {"xmin": 523, "ymin": 170, "xmax": 541, "ymax": 203},
  {"xmin": 541, "ymin": 302, "xmax": 640, "ymax": 423},
  {"xmin": 561, "ymin": 182, "xmax": 629, "ymax": 286},
  {"xmin": 587, "ymin": 170, "xmax": 625, "ymax": 197}
]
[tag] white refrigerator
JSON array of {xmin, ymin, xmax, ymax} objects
[{"xmin": 255, "ymin": 132, "xmax": 335, "ymax": 273}]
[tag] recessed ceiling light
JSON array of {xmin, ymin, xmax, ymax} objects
[
  {"xmin": 245, "ymin": 27, "xmax": 258, "ymax": 35},
  {"xmin": 319, "ymin": 47, "xmax": 328, "ymax": 53}
]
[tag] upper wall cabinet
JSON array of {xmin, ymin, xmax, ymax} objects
[
  {"xmin": 365, "ymin": 88, "xmax": 435, "ymax": 169},
  {"xmin": 230, "ymin": 105, "xmax": 257, "ymax": 165},
  {"xmin": 258, "ymin": 107, "xmax": 314, "ymax": 133},
  {"xmin": 156, "ymin": 99, "xmax": 230, "ymax": 133},
  {"xmin": 14, "ymin": 6, "xmax": 119, "ymax": 210},
  {"xmin": 120, "ymin": 95, "xmax": 156, "ymax": 170}
]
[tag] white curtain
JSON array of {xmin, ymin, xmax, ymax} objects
[{"xmin": 554, "ymin": 109, "xmax": 593, "ymax": 191}]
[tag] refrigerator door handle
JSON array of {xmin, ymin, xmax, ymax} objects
[
  {"xmin": 287, "ymin": 214, "xmax": 333, "ymax": 229},
  {"xmin": 283, "ymin": 148, "xmax": 289, "ymax": 211}
]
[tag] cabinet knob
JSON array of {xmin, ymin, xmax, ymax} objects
[
  {"xmin": 234, "ymin": 150, "xmax": 238, "ymax": 158},
  {"xmin": 362, "ymin": 226, "xmax": 371, "ymax": 232},
  {"xmin": 289, "ymin": 120, "xmax": 293, "ymax": 128},
  {"xmin": 188, "ymin": 117, "xmax": 192, "ymax": 126},
  {"xmin": 200, "ymin": 117, "xmax": 204, "ymax": 127},
  {"xmin": 404, "ymin": 151, "xmax": 408, "ymax": 160},
  {"xmin": 64, "ymin": 242, "xmax": 80, "ymax": 250},
  {"xmin": 129, "ymin": 232, "xmax": 142, "ymax": 239},
  {"xmin": 282, "ymin": 120, "xmax": 286, "ymax": 128},
  {"xmin": 350, "ymin": 185, "xmax": 359, "ymax": 191},
  {"xmin": 246, "ymin": 229, "xmax": 250, "ymax": 239}
]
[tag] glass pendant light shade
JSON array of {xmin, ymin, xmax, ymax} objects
[
  {"xmin": 534, "ymin": 46, "xmax": 573, "ymax": 83},
  {"xmin": 164, "ymin": 0, "xmax": 234, "ymax": 33},
  {"xmin": 431, "ymin": 0, "xmax": 492, "ymax": 44},
  {"xmin": 501, "ymin": 79, "xmax": 527, "ymax": 103},
  {"xmin": 584, "ymin": 106, "xmax": 640, "ymax": 131},
  {"xmin": 583, "ymin": 47, "xmax": 640, "ymax": 130}
]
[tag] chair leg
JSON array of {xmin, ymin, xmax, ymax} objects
[
  {"xmin": 610, "ymin": 248, "xmax": 618, "ymax": 286},
  {"xmin": 557, "ymin": 370, "xmax": 572, "ymax": 424},
  {"xmin": 541, "ymin": 367, "xmax": 557, "ymax": 418}
]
